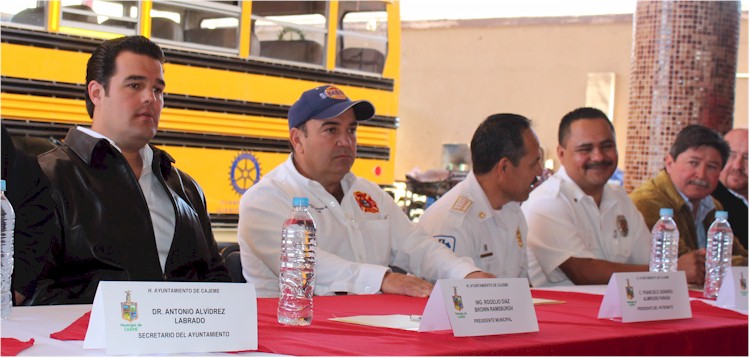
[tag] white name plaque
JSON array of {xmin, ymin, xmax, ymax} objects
[
  {"xmin": 598, "ymin": 272, "xmax": 691, "ymax": 323},
  {"xmin": 84, "ymin": 281, "xmax": 257, "ymax": 355},
  {"xmin": 419, "ymin": 278, "xmax": 538, "ymax": 337},
  {"xmin": 716, "ymin": 266, "xmax": 749, "ymax": 312}
]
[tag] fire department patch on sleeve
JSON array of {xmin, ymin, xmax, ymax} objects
[{"xmin": 354, "ymin": 191, "xmax": 379, "ymax": 213}]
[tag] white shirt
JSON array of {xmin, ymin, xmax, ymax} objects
[
  {"xmin": 521, "ymin": 167, "xmax": 650, "ymax": 287},
  {"xmin": 76, "ymin": 126, "xmax": 176, "ymax": 272},
  {"xmin": 418, "ymin": 172, "xmax": 529, "ymax": 279},
  {"xmin": 727, "ymin": 187, "xmax": 749, "ymax": 206},
  {"xmin": 238, "ymin": 155, "xmax": 480, "ymax": 297},
  {"xmin": 676, "ymin": 190, "xmax": 715, "ymax": 249}
]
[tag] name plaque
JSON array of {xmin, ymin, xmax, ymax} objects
[
  {"xmin": 598, "ymin": 272, "xmax": 691, "ymax": 323},
  {"xmin": 84, "ymin": 281, "xmax": 258, "ymax": 355}
]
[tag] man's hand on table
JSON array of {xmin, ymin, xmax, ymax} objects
[
  {"xmin": 677, "ymin": 248, "xmax": 706, "ymax": 285},
  {"xmin": 380, "ymin": 271, "xmax": 434, "ymax": 297},
  {"xmin": 464, "ymin": 271, "xmax": 495, "ymax": 279}
]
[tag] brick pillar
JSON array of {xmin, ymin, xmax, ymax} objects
[{"xmin": 624, "ymin": 1, "xmax": 741, "ymax": 192}]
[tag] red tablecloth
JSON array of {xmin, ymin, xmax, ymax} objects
[
  {"xmin": 253, "ymin": 290, "xmax": 748, "ymax": 356},
  {"xmin": 50, "ymin": 290, "xmax": 748, "ymax": 356},
  {"xmin": 0, "ymin": 338, "xmax": 34, "ymax": 356}
]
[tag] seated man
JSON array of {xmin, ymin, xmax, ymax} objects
[
  {"xmin": 711, "ymin": 128, "xmax": 747, "ymax": 250},
  {"xmin": 238, "ymin": 85, "xmax": 492, "ymax": 298},
  {"xmin": 1, "ymin": 125, "xmax": 57, "ymax": 305},
  {"xmin": 630, "ymin": 125, "xmax": 748, "ymax": 270},
  {"xmin": 33, "ymin": 36, "xmax": 230, "ymax": 305},
  {"xmin": 521, "ymin": 108, "xmax": 690, "ymax": 287},
  {"xmin": 418, "ymin": 113, "xmax": 542, "ymax": 278}
]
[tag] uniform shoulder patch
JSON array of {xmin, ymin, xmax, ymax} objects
[{"xmin": 450, "ymin": 195, "xmax": 473, "ymax": 213}]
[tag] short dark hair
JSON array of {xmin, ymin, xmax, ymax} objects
[
  {"xmin": 85, "ymin": 36, "xmax": 165, "ymax": 118},
  {"xmin": 471, "ymin": 113, "xmax": 532, "ymax": 175},
  {"xmin": 289, "ymin": 121, "xmax": 309, "ymax": 153},
  {"xmin": 669, "ymin": 125, "xmax": 730, "ymax": 168},
  {"xmin": 558, "ymin": 107, "xmax": 614, "ymax": 146}
]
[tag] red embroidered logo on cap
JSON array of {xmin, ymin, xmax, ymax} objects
[
  {"xmin": 354, "ymin": 191, "xmax": 379, "ymax": 213},
  {"xmin": 324, "ymin": 86, "xmax": 347, "ymax": 100}
]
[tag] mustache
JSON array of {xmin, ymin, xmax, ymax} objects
[
  {"xmin": 333, "ymin": 149, "xmax": 355, "ymax": 158},
  {"xmin": 584, "ymin": 160, "xmax": 614, "ymax": 170},
  {"xmin": 687, "ymin": 179, "xmax": 709, "ymax": 188},
  {"xmin": 726, "ymin": 169, "xmax": 747, "ymax": 176},
  {"xmin": 136, "ymin": 108, "xmax": 156, "ymax": 118}
]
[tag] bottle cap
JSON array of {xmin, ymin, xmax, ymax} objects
[
  {"xmin": 0, "ymin": 180, "xmax": 5, "ymax": 191},
  {"xmin": 659, "ymin": 208, "xmax": 673, "ymax": 216},
  {"xmin": 292, "ymin": 197, "xmax": 309, "ymax": 207},
  {"xmin": 715, "ymin": 210, "xmax": 728, "ymax": 219}
]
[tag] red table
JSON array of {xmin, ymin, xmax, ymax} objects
[{"xmin": 256, "ymin": 290, "xmax": 748, "ymax": 356}]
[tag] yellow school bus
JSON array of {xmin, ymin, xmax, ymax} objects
[{"xmin": 1, "ymin": 0, "xmax": 400, "ymax": 224}]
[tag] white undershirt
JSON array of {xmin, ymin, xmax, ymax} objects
[
  {"xmin": 77, "ymin": 126, "xmax": 176, "ymax": 272},
  {"xmin": 727, "ymin": 187, "xmax": 749, "ymax": 207},
  {"xmin": 676, "ymin": 188, "xmax": 715, "ymax": 249}
]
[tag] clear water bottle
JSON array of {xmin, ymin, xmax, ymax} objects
[
  {"xmin": 704, "ymin": 211, "xmax": 733, "ymax": 299},
  {"xmin": 649, "ymin": 208, "xmax": 679, "ymax": 272},
  {"xmin": 278, "ymin": 197, "xmax": 316, "ymax": 326},
  {"xmin": 1, "ymin": 180, "xmax": 15, "ymax": 319}
]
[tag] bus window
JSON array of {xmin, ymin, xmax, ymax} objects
[
  {"xmin": 60, "ymin": 0, "xmax": 139, "ymax": 34},
  {"xmin": 3, "ymin": 0, "xmax": 46, "ymax": 28},
  {"xmin": 150, "ymin": 5, "xmax": 183, "ymax": 42},
  {"xmin": 252, "ymin": 1, "xmax": 327, "ymax": 66},
  {"xmin": 337, "ymin": 1, "xmax": 387, "ymax": 75},
  {"xmin": 154, "ymin": 1, "xmax": 240, "ymax": 53},
  {"xmin": 150, "ymin": 16, "xmax": 183, "ymax": 42}
]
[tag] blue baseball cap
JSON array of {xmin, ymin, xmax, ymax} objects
[{"xmin": 288, "ymin": 85, "xmax": 375, "ymax": 129}]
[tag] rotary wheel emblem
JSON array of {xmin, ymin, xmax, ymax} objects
[{"xmin": 229, "ymin": 152, "xmax": 261, "ymax": 195}]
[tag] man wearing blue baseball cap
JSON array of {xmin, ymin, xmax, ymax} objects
[{"xmin": 238, "ymin": 85, "xmax": 493, "ymax": 298}]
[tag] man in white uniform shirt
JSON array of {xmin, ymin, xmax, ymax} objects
[
  {"xmin": 418, "ymin": 114, "xmax": 542, "ymax": 278},
  {"xmin": 238, "ymin": 85, "xmax": 493, "ymax": 298},
  {"xmin": 521, "ymin": 107, "xmax": 652, "ymax": 287}
]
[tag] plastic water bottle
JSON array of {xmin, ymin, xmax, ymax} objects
[
  {"xmin": 278, "ymin": 197, "xmax": 316, "ymax": 326},
  {"xmin": 649, "ymin": 208, "xmax": 679, "ymax": 272},
  {"xmin": 1, "ymin": 180, "xmax": 15, "ymax": 319},
  {"xmin": 704, "ymin": 211, "xmax": 734, "ymax": 299}
]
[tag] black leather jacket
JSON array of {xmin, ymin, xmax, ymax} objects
[
  {"xmin": 31, "ymin": 128, "xmax": 230, "ymax": 304},
  {"xmin": 1, "ymin": 126, "xmax": 57, "ymax": 302},
  {"xmin": 712, "ymin": 181, "xmax": 748, "ymax": 250}
]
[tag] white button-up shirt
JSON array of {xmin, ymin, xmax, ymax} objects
[
  {"xmin": 676, "ymin": 190, "xmax": 715, "ymax": 249},
  {"xmin": 238, "ymin": 155, "xmax": 480, "ymax": 297},
  {"xmin": 76, "ymin": 126, "xmax": 176, "ymax": 272},
  {"xmin": 418, "ymin": 172, "xmax": 529, "ymax": 279},
  {"xmin": 521, "ymin": 167, "xmax": 650, "ymax": 287}
]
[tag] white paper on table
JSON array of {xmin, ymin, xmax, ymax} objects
[
  {"xmin": 532, "ymin": 297, "xmax": 565, "ymax": 305},
  {"xmin": 329, "ymin": 314, "xmax": 421, "ymax": 331},
  {"xmin": 328, "ymin": 298, "xmax": 562, "ymax": 332}
]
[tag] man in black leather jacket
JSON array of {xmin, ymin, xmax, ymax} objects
[
  {"xmin": 1, "ymin": 125, "xmax": 57, "ymax": 305},
  {"xmin": 32, "ymin": 35, "xmax": 230, "ymax": 305}
]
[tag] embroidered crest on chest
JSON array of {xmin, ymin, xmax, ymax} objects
[{"xmin": 354, "ymin": 191, "xmax": 379, "ymax": 213}]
